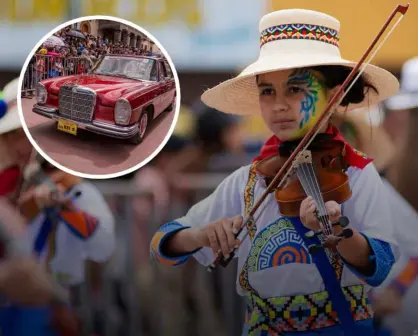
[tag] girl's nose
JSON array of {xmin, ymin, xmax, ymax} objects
[{"xmin": 273, "ymin": 91, "xmax": 289, "ymax": 113}]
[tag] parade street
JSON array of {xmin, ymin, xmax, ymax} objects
[{"xmin": 22, "ymin": 97, "xmax": 175, "ymax": 176}]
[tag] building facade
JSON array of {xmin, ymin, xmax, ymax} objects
[{"xmin": 74, "ymin": 20, "xmax": 158, "ymax": 51}]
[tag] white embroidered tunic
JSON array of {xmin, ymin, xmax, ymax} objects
[{"xmin": 23, "ymin": 181, "xmax": 116, "ymax": 286}]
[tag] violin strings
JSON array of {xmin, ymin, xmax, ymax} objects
[
  {"xmin": 305, "ymin": 163, "xmax": 333, "ymax": 235},
  {"xmin": 300, "ymin": 163, "xmax": 332, "ymax": 235},
  {"xmin": 297, "ymin": 163, "xmax": 330, "ymax": 235},
  {"xmin": 303, "ymin": 164, "xmax": 330, "ymax": 235}
]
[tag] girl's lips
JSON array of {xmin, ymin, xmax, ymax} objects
[
  {"xmin": 273, "ymin": 120, "xmax": 296, "ymax": 129},
  {"xmin": 274, "ymin": 118, "xmax": 295, "ymax": 123}
]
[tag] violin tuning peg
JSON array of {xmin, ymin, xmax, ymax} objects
[
  {"xmin": 339, "ymin": 228, "xmax": 354, "ymax": 239},
  {"xmin": 338, "ymin": 216, "xmax": 349, "ymax": 228},
  {"xmin": 331, "ymin": 216, "xmax": 349, "ymax": 228}
]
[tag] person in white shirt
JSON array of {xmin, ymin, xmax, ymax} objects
[
  {"xmin": 150, "ymin": 8, "xmax": 401, "ymax": 336},
  {"xmin": 0, "ymin": 77, "xmax": 116, "ymax": 334}
]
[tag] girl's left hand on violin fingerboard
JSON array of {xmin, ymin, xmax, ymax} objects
[{"xmin": 300, "ymin": 196, "xmax": 341, "ymax": 230}]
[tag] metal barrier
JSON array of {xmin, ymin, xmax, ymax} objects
[
  {"xmin": 21, "ymin": 55, "xmax": 93, "ymax": 96},
  {"xmin": 75, "ymin": 177, "xmax": 247, "ymax": 336}
]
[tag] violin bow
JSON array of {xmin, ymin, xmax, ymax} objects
[{"xmin": 207, "ymin": 3, "xmax": 410, "ymax": 272}]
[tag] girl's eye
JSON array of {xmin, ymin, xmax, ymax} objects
[
  {"xmin": 260, "ymin": 88, "xmax": 275, "ymax": 96},
  {"xmin": 288, "ymin": 86, "xmax": 304, "ymax": 94}
]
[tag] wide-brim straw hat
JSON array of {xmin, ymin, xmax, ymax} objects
[
  {"xmin": 201, "ymin": 9, "xmax": 399, "ymax": 115},
  {"xmin": 0, "ymin": 78, "xmax": 21, "ymax": 135}
]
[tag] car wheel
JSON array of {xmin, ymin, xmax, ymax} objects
[{"xmin": 129, "ymin": 111, "xmax": 149, "ymax": 145}]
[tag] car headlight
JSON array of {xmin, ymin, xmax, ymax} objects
[
  {"xmin": 114, "ymin": 99, "xmax": 132, "ymax": 125},
  {"xmin": 36, "ymin": 83, "xmax": 47, "ymax": 104}
]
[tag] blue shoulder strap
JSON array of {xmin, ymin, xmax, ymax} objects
[
  {"xmin": 33, "ymin": 208, "xmax": 60, "ymax": 257},
  {"xmin": 290, "ymin": 216, "xmax": 357, "ymax": 332}
]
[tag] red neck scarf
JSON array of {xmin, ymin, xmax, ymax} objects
[
  {"xmin": 0, "ymin": 166, "xmax": 21, "ymax": 197},
  {"xmin": 253, "ymin": 125, "xmax": 373, "ymax": 169}
]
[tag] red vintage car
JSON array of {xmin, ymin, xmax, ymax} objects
[{"xmin": 33, "ymin": 54, "xmax": 176, "ymax": 144}]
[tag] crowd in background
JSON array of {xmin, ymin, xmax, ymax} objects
[
  {"xmin": 22, "ymin": 25, "xmax": 163, "ymax": 98},
  {"xmin": 6, "ymin": 6, "xmax": 418, "ymax": 335}
]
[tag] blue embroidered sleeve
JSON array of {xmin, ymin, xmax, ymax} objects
[
  {"xmin": 150, "ymin": 221, "xmax": 199, "ymax": 266},
  {"xmin": 342, "ymin": 234, "xmax": 395, "ymax": 287}
]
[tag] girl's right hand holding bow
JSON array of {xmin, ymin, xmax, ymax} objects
[{"xmin": 163, "ymin": 216, "xmax": 243, "ymax": 258}]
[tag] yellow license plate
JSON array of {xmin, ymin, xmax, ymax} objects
[{"xmin": 57, "ymin": 119, "xmax": 77, "ymax": 135}]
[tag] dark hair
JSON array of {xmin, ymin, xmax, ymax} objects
[
  {"xmin": 256, "ymin": 65, "xmax": 378, "ymax": 107},
  {"xmin": 310, "ymin": 65, "xmax": 378, "ymax": 107}
]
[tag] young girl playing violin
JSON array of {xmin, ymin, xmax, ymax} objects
[
  {"xmin": 0, "ymin": 78, "xmax": 116, "ymax": 335},
  {"xmin": 151, "ymin": 8, "xmax": 402, "ymax": 336}
]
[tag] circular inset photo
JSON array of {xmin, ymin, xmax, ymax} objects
[{"xmin": 18, "ymin": 16, "xmax": 180, "ymax": 179}]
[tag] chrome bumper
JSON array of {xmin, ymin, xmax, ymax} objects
[{"xmin": 32, "ymin": 104, "xmax": 138, "ymax": 139}]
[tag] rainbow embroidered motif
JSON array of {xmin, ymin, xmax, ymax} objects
[{"xmin": 260, "ymin": 24, "xmax": 340, "ymax": 48}]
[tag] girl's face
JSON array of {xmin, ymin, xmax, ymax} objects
[{"xmin": 258, "ymin": 68, "xmax": 335, "ymax": 141}]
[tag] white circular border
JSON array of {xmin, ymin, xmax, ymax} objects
[{"xmin": 17, "ymin": 15, "xmax": 181, "ymax": 180}]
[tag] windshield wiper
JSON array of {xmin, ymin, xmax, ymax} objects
[{"xmin": 93, "ymin": 72, "xmax": 129, "ymax": 78}]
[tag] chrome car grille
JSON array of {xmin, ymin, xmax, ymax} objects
[{"xmin": 58, "ymin": 85, "xmax": 96, "ymax": 123}]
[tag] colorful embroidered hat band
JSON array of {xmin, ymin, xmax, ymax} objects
[{"xmin": 260, "ymin": 23, "xmax": 340, "ymax": 48}]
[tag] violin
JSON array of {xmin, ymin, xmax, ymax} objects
[
  {"xmin": 256, "ymin": 137, "xmax": 351, "ymax": 217},
  {"xmin": 207, "ymin": 3, "xmax": 410, "ymax": 272},
  {"xmin": 259, "ymin": 137, "xmax": 354, "ymax": 251},
  {"xmin": 18, "ymin": 168, "xmax": 83, "ymax": 222}
]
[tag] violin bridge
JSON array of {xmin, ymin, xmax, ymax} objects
[{"xmin": 294, "ymin": 150, "xmax": 312, "ymax": 167}]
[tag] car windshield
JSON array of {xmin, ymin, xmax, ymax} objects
[{"xmin": 91, "ymin": 56, "xmax": 157, "ymax": 81}]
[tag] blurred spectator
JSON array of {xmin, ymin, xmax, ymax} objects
[
  {"xmin": 335, "ymin": 57, "xmax": 418, "ymax": 336},
  {"xmin": 169, "ymin": 102, "xmax": 245, "ymax": 175}
]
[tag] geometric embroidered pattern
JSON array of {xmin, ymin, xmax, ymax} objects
[
  {"xmin": 247, "ymin": 218, "xmax": 312, "ymax": 272},
  {"xmin": 260, "ymin": 23, "xmax": 340, "ymax": 48},
  {"xmin": 246, "ymin": 284, "xmax": 372, "ymax": 335},
  {"xmin": 244, "ymin": 162, "xmax": 258, "ymax": 240},
  {"xmin": 240, "ymin": 162, "xmax": 259, "ymax": 292},
  {"xmin": 322, "ymin": 242, "xmax": 344, "ymax": 282}
]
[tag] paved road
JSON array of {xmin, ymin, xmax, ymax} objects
[{"xmin": 21, "ymin": 98, "xmax": 176, "ymax": 176}]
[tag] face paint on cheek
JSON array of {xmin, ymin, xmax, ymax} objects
[{"xmin": 290, "ymin": 70, "xmax": 328, "ymax": 139}]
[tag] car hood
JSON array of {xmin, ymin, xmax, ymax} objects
[{"xmin": 47, "ymin": 74, "xmax": 156, "ymax": 103}]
